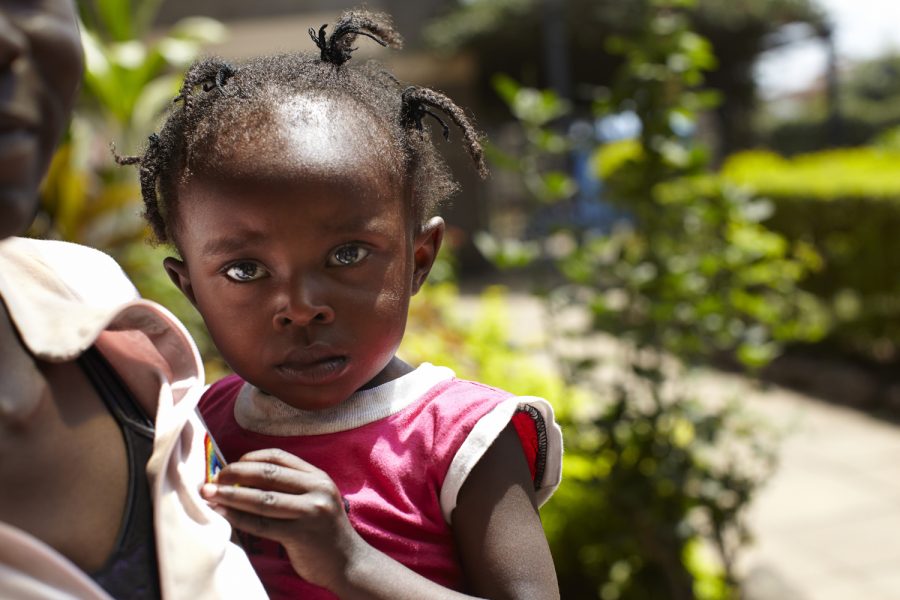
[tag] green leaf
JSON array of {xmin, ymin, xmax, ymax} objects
[
  {"xmin": 494, "ymin": 74, "xmax": 570, "ymax": 126},
  {"xmin": 593, "ymin": 139, "xmax": 642, "ymax": 179},
  {"xmin": 491, "ymin": 73, "xmax": 521, "ymax": 109},
  {"xmin": 528, "ymin": 170, "xmax": 577, "ymax": 203},
  {"xmin": 96, "ymin": 0, "xmax": 135, "ymax": 41}
]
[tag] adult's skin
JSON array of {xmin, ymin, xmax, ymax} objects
[
  {"xmin": 0, "ymin": 0, "xmax": 81, "ymax": 238},
  {"xmin": 0, "ymin": 0, "xmax": 131, "ymax": 574}
]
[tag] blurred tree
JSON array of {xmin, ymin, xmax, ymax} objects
[
  {"xmin": 425, "ymin": 0, "xmax": 825, "ymax": 155},
  {"xmin": 846, "ymin": 54, "xmax": 900, "ymax": 105},
  {"xmin": 690, "ymin": 0, "xmax": 828, "ymax": 154},
  {"xmin": 833, "ymin": 53, "xmax": 900, "ymax": 137},
  {"xmin": 759, "ymin": 52, "xmax": 900, "ymax": 154}
]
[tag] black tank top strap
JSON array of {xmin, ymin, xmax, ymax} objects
[{"xmin": 77, "ymin": 346, "xmax": 161, "ymax": 600}]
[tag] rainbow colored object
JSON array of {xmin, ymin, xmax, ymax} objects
[{"xmin": 205, "ymin": 432, "xmax": 224, "ymax": 483}]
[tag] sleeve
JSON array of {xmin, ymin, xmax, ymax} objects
[{"xmin": 439, "ymin": 396, "xmax": 563, "ymax": 523}]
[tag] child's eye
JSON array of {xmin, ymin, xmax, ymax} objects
[
  {"xmin": 329, "ymin": 245, "xmax": 370, "ymax": 266},
  {"xmin": 224, "ymin": 261, "xmax": 268, "ymax": 282}
]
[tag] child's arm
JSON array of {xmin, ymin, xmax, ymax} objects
[
  {"xmin": 201, "ymin": 448, "xmax": 480, "ymax": 599},
  {"xmin": 452, "ymin": 423, "xmax": 561, "ymax": 599}
]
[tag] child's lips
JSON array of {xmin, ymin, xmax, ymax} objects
[{"xmin": 275, "ymin": 349, "xmax": 348, "ymax": 385}]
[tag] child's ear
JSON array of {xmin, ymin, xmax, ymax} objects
[
  {"xmin": 411, "ymin": 217, "xmax": 445, "ymax": 295},
  {"xmin": 163, "ymin": 256, "xmax": 198, "ymax": 307}
]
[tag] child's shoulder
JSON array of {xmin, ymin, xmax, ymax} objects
[
  {"xmin": 410, "ymin": 362, "xmax": 513, "ymax": 398},
  {"xmin": 434, "ymin": 374, "xmax": 516, "ymax": 402},
  {"xmin": 417, "ymin": 367, "xmax": 548, "ymax": 440},
  {"xmin": 410, "ymin": 365, "xmax": 517, "ymax": 418},
  {"xmin": 418, "ymin": 366, "xmax": 564, "ymax": 519}
]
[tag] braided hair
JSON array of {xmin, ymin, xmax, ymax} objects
[{"xmin": 117, "ymin": 9, "xmax": 486, "ymax": 246}]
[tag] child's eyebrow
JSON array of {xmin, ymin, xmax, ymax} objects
[
  {"xmin": 320, "ymin": 214, "xmax": 387, "ymax": 235},
  {"xmin": 201, "ymin": 231, "xmax": 267, "ymax": 256}
]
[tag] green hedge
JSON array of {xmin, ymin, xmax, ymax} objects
[
  {"xmin": 759, "ymin": 113, "xmax": 900, "ymax": 156},
  {"xmin": 720, "ymin": 148, "xmax": 900, "ymax": 361}
]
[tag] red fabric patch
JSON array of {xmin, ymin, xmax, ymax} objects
[{"xmin": 511, "ymin": 410, "xmax": 539, "ymax": 481}]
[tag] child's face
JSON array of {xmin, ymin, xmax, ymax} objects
[
  {"xmin": 0, "ymin": 0, "xmax": 83, "ymax": 239},
  {"xmin": 166, "ymin": 96, "xmax": 442, "ymax": 410}
]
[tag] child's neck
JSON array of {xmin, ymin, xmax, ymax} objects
[{"xmin": 359, "ymin": 355, "xmax": 415, "ymax": 391}]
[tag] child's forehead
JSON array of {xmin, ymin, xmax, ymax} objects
[
  {"xmin": 190, "ymin": 91, "xmax": 402, "ymax": 189},
  {"xmin": 277, "ymin": 94, "xmax": 376, "ymax": 154},
  {"xmin": 175, "ymin": 166, "xmax": 414, "ymax": 249}
]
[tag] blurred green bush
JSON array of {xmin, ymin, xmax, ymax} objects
[
  {"xmin": 590, "ymin": 141, "xmax": 830, "ymax": 368},
  {"xmin": 719, "ymin": 148, "xmax": 900, "ymax": 363}
]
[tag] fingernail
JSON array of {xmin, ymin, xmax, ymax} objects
[
  {"xmin": 201, "ymin": 483, "xmax": 217, "ymax": 497},
  {"xmin": 213, "ymin": 506, "xmax": 228, "ymax": 516}
]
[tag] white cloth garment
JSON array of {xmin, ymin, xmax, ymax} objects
[{"xmin": 0, "ymin": 237, "xmax": 267, "ymax": 600}]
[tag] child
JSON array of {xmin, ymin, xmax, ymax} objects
[{"xmin": 121, "ymin": 9, "xmax": 562, "ymax": 599}]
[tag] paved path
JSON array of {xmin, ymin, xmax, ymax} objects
[
  {"xmin": 459, "ymin": 291, "xmax": 900, "ymax": 599},
  {"xmin": 726, "ymin": 373, "xmax": 900, "ymax": 600}
]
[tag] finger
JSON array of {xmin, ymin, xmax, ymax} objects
[
  {"xmin": 237, "ymin": 448, "xmax": 323, "ymax": 474},
  {"xmin": 201, "ymin": 481, "xmax": 352, "ymax": 517},
  {"xmin": 203, "ymin": 482, "xmax": 335, "ymax": 519},
  {"xmin": 213, "ymin": 461, "xmax": 327, "ymax": 494}
]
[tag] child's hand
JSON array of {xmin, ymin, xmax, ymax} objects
[
  {"xmin": 200, "ymin": 448, "xmax": 362, "ymax": 591},
  {"xmin": 200, "ymin": 438, "xmax": 547, "ymax": 600}
]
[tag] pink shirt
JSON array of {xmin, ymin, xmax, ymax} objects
[{"xmin": 199, "ymin": 363, "xmax": 563, "ymax": 599}]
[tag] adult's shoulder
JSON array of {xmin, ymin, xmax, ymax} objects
[
  {"xmin": 0, "ymin": 237, "xmax": 141, "ymax": 361},
  {"xmin": 0, "ymin": 237, "xmax": 138, "ymax": 306}
]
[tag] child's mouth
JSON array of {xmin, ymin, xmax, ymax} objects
[{"xmin": 275, "ymin": 355, "xmax": 348, "ymax": 385}]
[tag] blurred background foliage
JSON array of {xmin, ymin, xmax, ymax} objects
[
  {"xmin": 472, "ymin": 1, "xmax": 817, "ymax": 596},
  {"xmin": 424, "ymin": 0, "xmax": 826, "ymax": 156},
  {"xmin": 721, "ymin": 146, "xmax": 900, "ymax": 364},
  {"xmin": 34, "ymin": 0, "xmax": 900, "ymax": 597}
]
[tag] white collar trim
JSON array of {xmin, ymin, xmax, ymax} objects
[{"xmin": 233, "ymin": 362, "xmax": 455, "ymax": 436}]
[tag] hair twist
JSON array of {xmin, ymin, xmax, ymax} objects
[
  {"xmin": 401, "ymin": 86, "xmax": 488, "ymax": 178},
  {"xmin": 174, "ymin": 59, "xmax": 239, "ymax": 112},
  {"xmin": 309, "ymin": 10, "xmax": 403, "ymax": 66}
]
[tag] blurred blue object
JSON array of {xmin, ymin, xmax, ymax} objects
[{"xmin": 526, "ymin": 116, "xmax": 634, "ymax": 237}]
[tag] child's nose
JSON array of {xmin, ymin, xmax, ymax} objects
[{"xmin": 274, "ymin": 279, "xmax": 335, "ymax": 329}]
